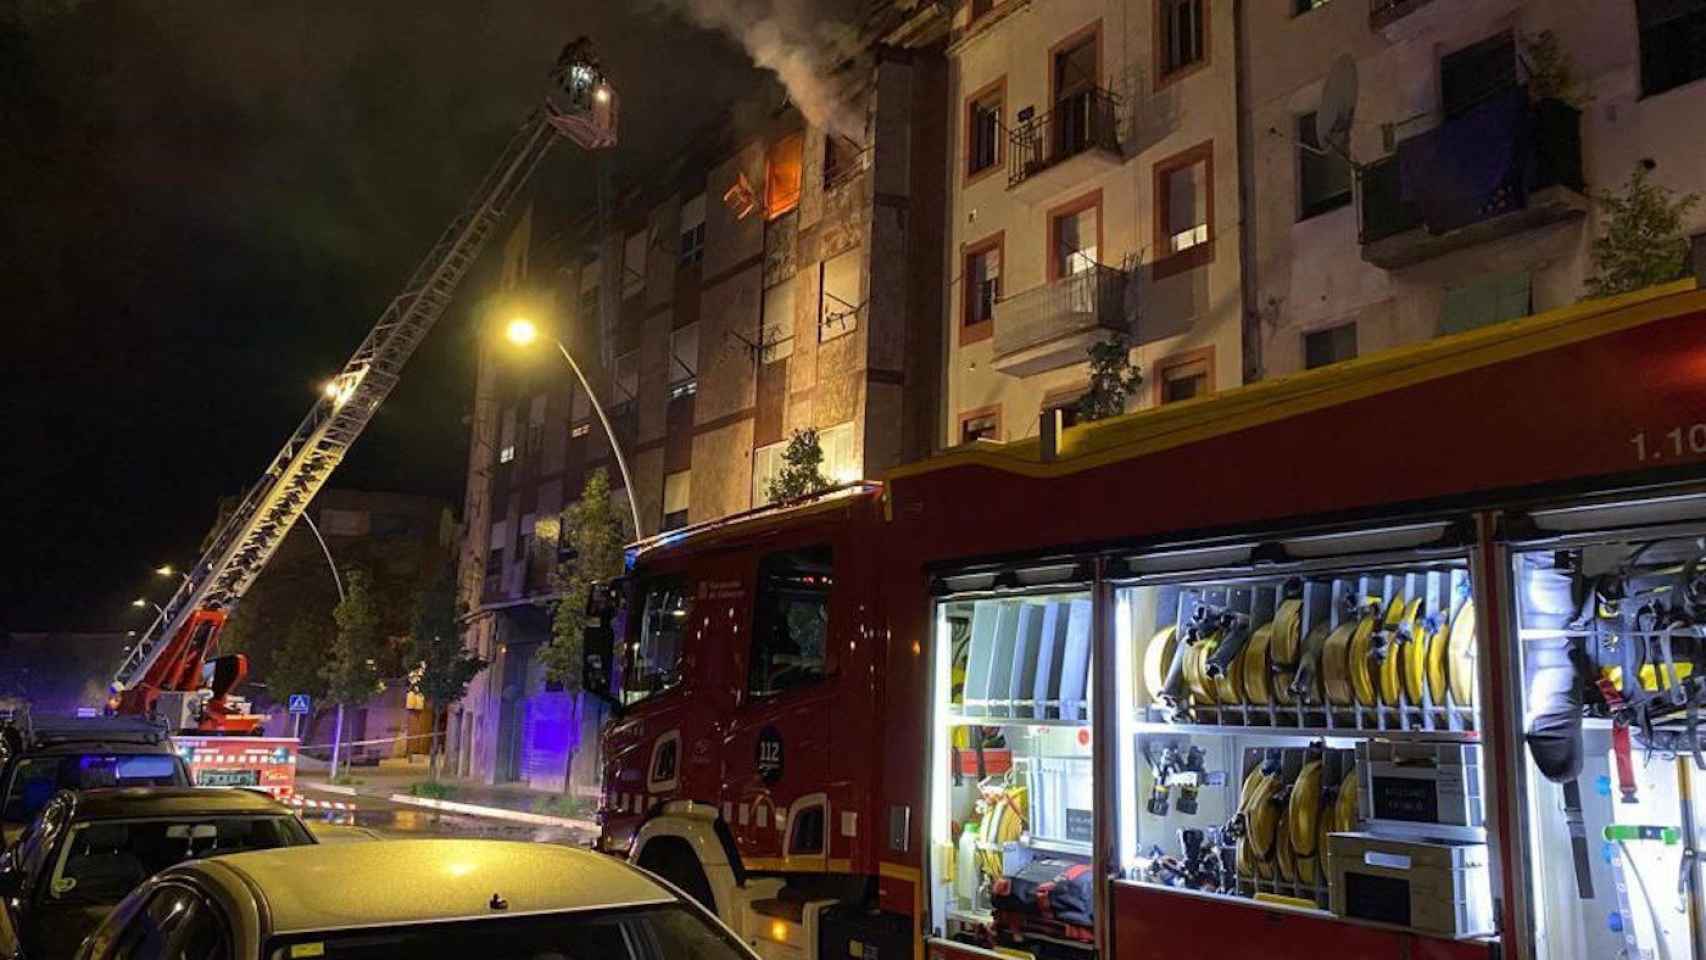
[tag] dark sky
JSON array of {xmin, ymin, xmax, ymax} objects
[{"xmin": 0, "ymin": 1, "xmax": 767, "ymax": 632}]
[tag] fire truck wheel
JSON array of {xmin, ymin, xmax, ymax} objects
[{"xmin": 637, "ymin": 837, "xmax": 717, "ymax": 915}]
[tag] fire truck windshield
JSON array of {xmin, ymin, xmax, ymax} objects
[{"xmin": 626, "ymin": 583, "xmax": 692, "ymax": 705}]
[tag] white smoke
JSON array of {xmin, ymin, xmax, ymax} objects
[{"xmin": 657, "ymin": 0, "xmax": 866, "ymax": 141}]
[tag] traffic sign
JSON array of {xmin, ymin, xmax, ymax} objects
[{"xmin": 287, "ymin": 694, "xmax": 312, "ymax": 715}]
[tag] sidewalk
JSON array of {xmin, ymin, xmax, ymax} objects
[{"xmin": 296, "ymin": 758, "xmax": 599, "ymax": 833}]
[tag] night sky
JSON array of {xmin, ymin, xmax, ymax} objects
[{"xmin": 0, "ymin": 2, "xmax": 768, "ymax": 632}]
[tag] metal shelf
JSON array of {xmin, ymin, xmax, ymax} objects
[
  {"xmin": 1022, "ymin": 834, "xmax": 1093, "ymax": 856},
  {"xmin": 947, "ymin": 711, "xmax": 1091, "ymax": 729},
  {"xmin": 1133, "ymin": 718, "xmax": 1480, "ymax": 744}
]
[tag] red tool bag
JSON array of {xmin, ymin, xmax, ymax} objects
[{"xmin": 991, "ymin": 858, "xmax": 1095, "ymax": 929}]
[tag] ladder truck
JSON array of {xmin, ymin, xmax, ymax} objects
[{"xmin": 107, "ymin": 42, "xmax": 617, "ymax": 754}]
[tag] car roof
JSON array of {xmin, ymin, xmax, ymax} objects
[
  {"xmin": 67, "ymin": 787, "xmax": 289, "ymax": 820},
  {"xmin": 193, "ymin": 840, "xmax": 676, "ymax": 934},
  {"xmin": 16, "ymin": 737, "xmax": 176, "ymax": 758},
  {"xmin": 18, "ymin": 716, "xmax": 171, "ymax": 745}
]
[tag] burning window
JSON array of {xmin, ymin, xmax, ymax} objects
[{"xmin": 766, "ymin": 132, "xmax": 805, "ymax": 220}]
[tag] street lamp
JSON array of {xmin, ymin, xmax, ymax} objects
[
  {"xmin": 502, "ymin": 316, "xmax": 642, "ymax": 537},
  {"xmin": 155, "ymin": 564, "xmax": 193, "ymax": 589}
]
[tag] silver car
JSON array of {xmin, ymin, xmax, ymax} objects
[{"xmin": 73, "ymin": 839, "xmax": 760, "ymax": 960}]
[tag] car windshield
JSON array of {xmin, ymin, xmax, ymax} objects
[
  {"xmin": 267, "ymin": 903, "xmax": 752, "ymax": 960},
  {"xmin": 49, "ymin": 815, "xmax": 312, "ymax": 905},
  {"xmin": 2, "ymin": 754, "xmax": 185, "ymax": 825}
]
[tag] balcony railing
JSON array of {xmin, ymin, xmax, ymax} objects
[
  {"xmin": 1358, "ymin": 95, "xmax": 1585, "ymax": 268},
  {"xmin": 1369, "ymin": 0, "xmax": 1436, "ymax": 29},
  {"xmin": 1008, "ymin": 88, "xmax": 1120, "ymax": 189},
  {"xmin": 992, "ymin": 263, "xmax": 1127, "ymax": 376}
]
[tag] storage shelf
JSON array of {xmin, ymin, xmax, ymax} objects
[
  {"xmin": 1135, "ymin": 703, "xmax": 1476, "ymax": 739},
  {"xmin": 1022, "ymin": 834, "xmax": 1092, "ymax": 856},
  {"xmin": 947, "ymin": 710, "xmax": 1091, "ymax": 729},
  {"xmin": 1133, "ymin": 718, "xmax": 1480, "ymax": 744}
]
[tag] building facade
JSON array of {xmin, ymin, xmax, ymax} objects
[
  {"xmin": 1242, "ymin": 0, "xmax": 1706, "ymax": 377},
  {"xmin": 943, "ymin": 0, "xmax": 1248, "ymax": 447},
  {"xmin": 453, "ymin": 2, "xmax": 952, "ymax": 790}
]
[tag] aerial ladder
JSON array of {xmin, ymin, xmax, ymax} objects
[{"xmin": 110, "ymin": 40, "xmax": 618, "ymax": 735}]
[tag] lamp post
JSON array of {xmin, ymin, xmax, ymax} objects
[{"xmin": 503, "ymin": 317, "xmax": 643, "ymax": 538}]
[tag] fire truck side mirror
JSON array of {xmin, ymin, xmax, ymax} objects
[{"xmin": 581, "ymin": 579, "xmax": 621, "ymax": 706}]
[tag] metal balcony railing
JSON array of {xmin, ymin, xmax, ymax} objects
[
  {"xmin": 1358, "ymin": 96, "xmax": 1584, "ymax": 246},
  {"xmin": 1008, "ymin": 88, "xmax": 1120, "ymax": 189},
  {"xmin": 992, "ymin": 263, "xmax": 1127, "ymax": 360}
]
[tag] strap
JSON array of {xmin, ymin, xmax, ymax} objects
[
  {"xmin": 1561, "ymin": 778, "xmax": 1597, "ymax": 900},
  {"xmin": 1612, "ymin": 721, "xmax": 1639, "ymax": 803}
]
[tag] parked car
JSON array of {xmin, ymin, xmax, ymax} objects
[
  {"xmin": 1, "ymin": 718, "xmax": 189, "ymax": 848},
  {"xmin": 75, "ymin": 839, "xmax": 762, "ymax": 960},
  {"xmin": 0, "ymin": 787, "xmax": 314, "ymax": 959}
]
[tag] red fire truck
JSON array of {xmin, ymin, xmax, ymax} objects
[{"xmin": 590, "ymin": 279, "xmax": 1706, "ymax": 960}]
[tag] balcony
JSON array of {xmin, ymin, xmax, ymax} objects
[
  {"xmin": 1358, "ymin": 95, "xmax": 1586, "ymax": 270},
  {"xmin": 1007, "ymin": 88, "xmax": 1121, "ymax": 200},
  {"xmin": 991, "ymin": 264, "xmax": 1128, "ymax": 377}
]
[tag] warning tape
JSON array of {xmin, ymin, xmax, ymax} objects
[
  {"xmin": 286, "ymin": 795, "xmax": 354, "ymax": 812},
  {"xmin": 293, "ymin": 732, "xmax": 444, "ymax": 755}
]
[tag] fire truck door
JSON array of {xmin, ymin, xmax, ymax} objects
[{"xmin": 723, "ymin": 544, "xmax": 838, "ymax": 867}]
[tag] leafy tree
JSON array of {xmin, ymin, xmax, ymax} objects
[
  {"xmin": 322, "ymin": 568, "xmax": 384, "ymax": 779},
  {"xmin": 1523, "ymin": 30, "xmax": 1582, "ymax": 105},
  {"xmin": 1076, "ymin": 333, "xmax": 1144, "ymax": 422},
  {"xmin": 541, "ymin": 468, "xmax": 629, "ymax": 692},
  {"xmin": 269, "ymin": 617, "xmax": 332, "ymax": 707},
  {"xmin": 766, "ymin": 429, "xmax": 831, "ymax": 502},
  {"xmin": 1585, "ymin": 165, "xmax": 1701, "ymax": 300},
  {"xmin": 408, "ymin": 569, "xmax": 486, "ymax": 780}
]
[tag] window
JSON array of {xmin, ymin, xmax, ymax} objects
[
  {"xmin": 1440, "ymin": 31, "xmax": 1515, "ymax": 117},
  {"xmin": 319, "ymin": 508, "xmax": 366, "ymax": 537},
  {"xmin": 824, "ymin": 134, "xmax": 863, "ymax": 189},
  {"xmin": 965, "ymin": 79, "xmax": 1005, "ymax": 180},
  {"xmin": 1155, "ymin": 347, "xmax": 1214, "ymax": 405},
  {"xmin": 614, "ymin": 351, "xmax": 639, "ymax": 406},
  {"xmin": 4, "ymin": 754, "xmax": 186, "ymax": 825},
  {"xmin": 766, "ymin": 132, "xmax": 804, "ymax": 220},
  {"xmin": 959, "ymin": 407, "xmax": 1002, "ymax": 443},
  {"xmin": 1157, "ymin": 0, "xmax": 1207, "ymax": 82},
  {"xmin": 819, "ymin": 249, "xmax": 861, "ymax": 341},
  {"xmin": 1293, "ymin": 0, "xmax": 1329, "ymax": 12},
  {"xmin": 53, "ymin": 817, "xmax": 310, "ymax": 906},
  {"xmin": 678, "ymin": 194, "xmax": 706, "ymax": 267},
  {"xmin": 624, "ymin": 581, "xmax": 692, "ymax": 705},
  {"xmin": 1042, "ymin": 385, "xmax": 1087, "ymax": 429},
  {"xmin": 962, "ymin": 233, "xmax": 1002, "ymax": 344},
  {"xmin": 622, "ymin": 230, "xmax": 647, "ymax": 299},
  {"xmin": 1639, "ymin": 0, "xmax": 1706, "ymax": 97},
  {"xmin": 761, "ymin": 280, "xmax": 795, "ymax": 363},
  {"xmin": 1052, "ymin": 28, "xmax": 1100, "ymax": 157},
  {"xmin": 818, "ymin": 421, "xmax": 857, "ymax": 485},
  {"xmin": 1304, "ymin": 321, "xmax": 1358, "ymax": 369},
  {"xmin": 749, "ymin": 546, "xmax": 833, "ymax": 697},
  {"xmin": 669, "ymin": 323, "xmax": 698, "ymax": 395},
  {"xmin": 1154, "ymin": 141, "xmax": 1214, "ymax": 277},
  {"xmin": 1441, "ymin": 271, "xmax": 1531, "ymax": 335},
  {"xmin": 1048, "ymin": 191, "xmax": 1101, "ymax": 280},
  {"xmin": 752, "ymin": 440, "xmax": 786, "ymax": 507},
  {"xmin": 578, "ymin": 285, "xmax": 599, "ymax": 326},
  {"xmin": 662, "ymin": 471, "xmax": 690, "ymax": 531},
  {"xmin": 1297, "ymin": 112, "xmax": 1351, "ymax": 220}
]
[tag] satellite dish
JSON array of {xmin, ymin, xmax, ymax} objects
[{"xmin": 1318, "ymin": 54, "xmax": 1359, "ymax": 160}]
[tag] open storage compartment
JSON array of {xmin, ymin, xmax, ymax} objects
[
  {"xmin": 1509, "ymin": 505, "xmax": 1706, "ymax": 960},
  {"xmin": 1112, "ymin": 539, "xmax": 1497, "ymax": 943},
  {"xmin": 929, "ymin": 588, "xmax": 1098, "ymax": 957}
]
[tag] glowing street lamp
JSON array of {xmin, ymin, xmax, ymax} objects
[{"xmin": 500, "ymin": 314, "xmax": 641, "ymax": 537}]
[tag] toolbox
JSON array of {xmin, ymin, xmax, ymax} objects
[
  {"xmin": 1357, "ymin": 740, "xmax": 1484, "ymax": 839},
  {"xmin": 1326, "ymin": 832, "xmax": 1493, "ymax": 938}
]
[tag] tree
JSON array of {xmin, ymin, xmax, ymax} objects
[
  {"xmin": 766, "ymin": 429, "xmax": 831, "ymax": 502},
  {"xmin": 269, "ymin": 617, "xmax": 332, "ymax": 709},
  {"xmin": 322, "ymin": 568, "xmax": 384, "ymax": 780},
  {"xmin": 541, "ymin": 468, "xmax": 629, "ymax": 692},
  {"xmin": 408, "ymin": 569, "xmax": 486, "ymax": 781},
  {"xmin": 1585, "ymin": 164, "xmax": 1701, "ymax": 300},
  {"xmin": 1522, "ymin": 30, "xmax": 1583, "ymax": 106},
  {"xmin": 1076, "ymin": 333, "xmax": 1144, "ymax": 422}
]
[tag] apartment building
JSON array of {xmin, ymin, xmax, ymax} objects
[
  {"xmin": 453, "ymin": 1, "xmax": 952, "ymax": 789},
  {"xmin": 1242, "ymin": 0, "xmax": 1706, "ymax": 377},
  {"xmin": 944, "ymin": 0, "xmax": 1247, "ymax": 446}
]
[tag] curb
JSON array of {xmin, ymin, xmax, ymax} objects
[
  {"xmin": 383, "ymin": 793, "xmax": 598, "ymax": 832},
  {"xmin": 299, "ymin": 782, "xmax": 361, "ymax": 797}
]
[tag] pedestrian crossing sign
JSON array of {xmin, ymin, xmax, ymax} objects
[{"xmin": 288, "ymin": 694, "xmax": 312, "ymax": 715}]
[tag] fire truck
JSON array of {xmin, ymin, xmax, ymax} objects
[
  {"xmin": 590, "ymin": 279, "xmax": 1706, "ymax": 960},
  {"xmin": 104, "ymin": 43, "xmax": 617, "ymax": 787}
]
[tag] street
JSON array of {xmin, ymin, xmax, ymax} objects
[{"xmin": 296, "ymin": 791, "xmax": 597, "ymax": 845}]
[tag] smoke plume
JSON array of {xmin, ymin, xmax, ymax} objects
[{"xmin": 657, "ymin": 0, "xmax": 866, "ymax": 140}]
